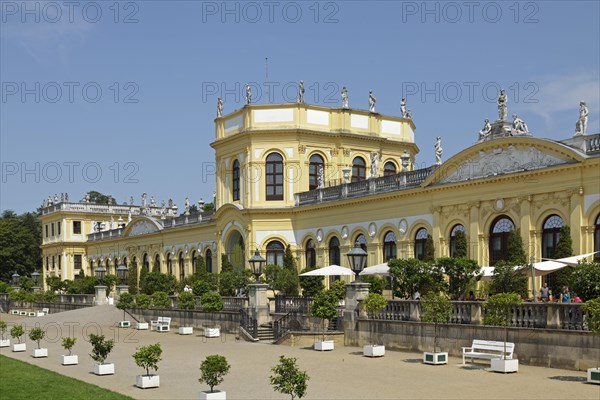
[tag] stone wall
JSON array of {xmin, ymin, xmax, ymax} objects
[
  {"xmin": 344, "ymin": 318, "xmax": 599, "ymax": 371},
  {"xmin": 131, "ymin": 308, "xmax": 241, "ymax": 334}
]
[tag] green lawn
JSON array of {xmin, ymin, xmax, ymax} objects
[{"xmin": 0, "ymin": 355, "xmax": 134, "ymax": 400}]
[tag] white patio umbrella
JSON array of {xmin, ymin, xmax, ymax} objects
[
  {"xmin": 299, "ymin": 265, "xmax": 354, "ymax": 276},
  {"xmin": 359, "ymin": 262, "xmax": 390, "ymax": 276},
  {"xmin": 541, "ymin": 251, "xmax": 598, "ymax": 267}
]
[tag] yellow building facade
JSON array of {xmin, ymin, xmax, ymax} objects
[{"xmin": 40, "ymin": 102, "xmax": 600, "ymax": 292}]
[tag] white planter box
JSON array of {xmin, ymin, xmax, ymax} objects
[
  {"xmin": 204, "ymin": 327, "xmax": 220, "ymax": 338},
  {"xmin": 491, "ymin": 358, "xmax": 519, "ymax": 373},
  {"xmin": 0, "ymin": 339, "xmax": 10, "ymax": 347},
  {"xmin": 199, "ymin": 390, "xmax": 226, "ymax": 400},
  {"xmin": 363, "ymin": 345, "xmax": 385, "ymax": 357},
  {"xmin": 423, "ymin": 351, "xmax": 448, "ymax": 365},
  {"xmin": 136, "ymin": 374, "xmax": 160, "ymax": 389},
  {"xmin": 94, "ymin": 363, "xmax": 115, "ymax": 375},
  {"xmin": 32, "ymin": 348, "xmax": 48, "ymax": 358},
  {"xmin": 62, "ymin": 355, "xmax": 79, "ymax": 365},
  {"xmin": 13, "ymin": 343, "xmax": 26, "ymax": 352},
  {"xmin": 136, "ymin": 322, "xmax": 149, "ymax": 330},
  {"xmin": 36, "ymin": 312, "xmax": 45, "ymax": 317},
  {"xmin": 179, "ymin": 326, "xmax": 193, "ymax": 335},
  {"xmin": 314, "ymin": 340, "xmax": 334, "ymax": 351},
  {"xmin": 587, "ymin": 368, "xmax": 600, "ymax": 384},
  {"xmin": 118, "ymin": 321, "xmax": 131, "ymax": 328}
]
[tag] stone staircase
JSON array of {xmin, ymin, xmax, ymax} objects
[{"xmin": 257, "ymin": 322, "xmax": 275, "ymax": 342}]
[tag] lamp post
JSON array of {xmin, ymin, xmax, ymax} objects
[
  {"xmin": 247, "ymin": 249, "xmax": 268, "ymax": 328},
  {"xmin": 94, "ymin": 265, "xmax": 108, "ymax": 306},
  {"xmin": 115, "ymin": 263, "xmax": 129, "ymax": 300},
  {"xmin": 347, "ymin": 242, "xmax": 368, "ymax": 281},
  {"xmin": 11, "ymin": 272, "xmax": 20, "ymax": 291},
  {"xmin": 31, "ymin": 271, "xmax": 41, "ymax": 292},
  {"xmin": 344, "ymin": 243, "xmax": 371, "ymax": 323},
  {"xmin": 248, "ymin": 249, "xmax": 266, "ymax": 282}
]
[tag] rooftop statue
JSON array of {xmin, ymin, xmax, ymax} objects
[
  {"xmin": 369, "ymin": 90, "xmax": 376, "ymax": 113},
  {"xmin": 400, "ymin": 98, "xmax": 407, "ymax": 118},
  {"xmin": 497, "ymin": 89, "xmax": 508, "ymax": 121},
  {"xmin": 478, "ymin": 118, "xmax": 492, "ymax": 141},
  {"xmin": 435, "ymin": 136, "xmax": 443, "ymax": 165},
  {"xmin": 512, "ymin": 114, "xmax": 529, "ymax": 134},
  {"xmin": 575, "ymin": 100, "xmax": 588, "ymax": 136},
  {"xmin": 217, "ymin": 97, "xmax": 223, "ymax": 118},
  {"xmin": 245, "ymin": 83, "xmax": 251, "ymax": 105},
  {"xmin": 341, "ymin": 86, "xmax": 349, "ymax": 109},
  {"xmin": 297, "ymin": 80, "xmax": 305, "ymax": 103}
]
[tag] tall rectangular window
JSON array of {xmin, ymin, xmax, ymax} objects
[
  {"xmin": 73, "ymin": 221, "xmax": 82, "ymax": 234},
  {"xmin": 74, "ymin": 255, "xmax": 82, "ymax": 270},
  {"xmin": 57, "ymin": 221, "xmax": 61, "ymax": 236}
]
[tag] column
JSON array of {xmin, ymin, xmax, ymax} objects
[{"xmin": 248, "ymin": 283, "xmax": 270, "ymax": 326}]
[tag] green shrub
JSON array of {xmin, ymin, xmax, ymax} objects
[
  {"xmin": 199, "ymin": 355, "xmax": 230, "ymax": 393},
  {"xmin": 270, "ymin": 355, "xmax": 309, "ymax": 400},
  {"xmin": 62, "ymin": 337, "xmax": 76, "ymax": 356},
  {"xmin": 201, "ymin": 292, "xmax": 224, "ymax": 313},
  {"xmin": 28, "ymin": 327, "xmax": 45, "ymax": 349},
  {"xmin": 133, "ymin": 343, "xmax": 162, "ymax": 376},
  {"xmin": 420, "ymin": 292, "xmax": 452, "ymax": 352},
  {"xmin": 10, "ymin": 324, "xmax": 25, "ymax": 343},
  {"xmin": 88, "ymin": 334, "xmax": 114, "ymax": 364}
]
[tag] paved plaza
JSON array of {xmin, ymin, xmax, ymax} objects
[{"xmin": 1, "ymin": 306, "xmax": 598, "ymax": 400}]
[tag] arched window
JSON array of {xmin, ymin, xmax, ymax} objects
[
  {"xmin": 542, "ymin": 215, "xmax": 564, "ymax": 259},
  {"xmin": 352, "ymin": 157, "xmax": 366, "ymax": 182},
  {"xmin": 123, "ymin": 257, "xmax": 128, "ymax": 268},
  {"xmin": 414, "ymin": 228, "xmax": 428, "ymax": 260},
  {"xmin": 143, "ymin": 253, "xmax": 149, "ymax": 272},
  {"xmin": 178, "ymin": 252, "xmax": 185, "ymax": 280},
  {"xmin": 154, "ymin": 254, "xmax": 160, "ymax": 272},
  {"xmin": 384, "ymin": 162, "xmax": 397, "ymax": 177},
  {"xmin": 383, "ymin": 231, "xmax": 397, "ymax": 261},
  {"xmin": 232, "ymin": 159, "xmax": 240, "ymax": 201},
  {"xmin": 594, "ymin": 214, "xmax": 600, "ymax": 262},
  {"xmin": 489, "ymin": 216, "xmax": 515, "ymax": 265},
  {"xmin": 206, "ymin": 249, "xmax": 213, "ymax": 273},
  {"xmin": 329, "ymin": 237, "xmax": 340, "ymax": 265},
  {"xmin": 305, "ymin": 239, "xmax": 316, "ymax": 268},
  {"xmin": 191, "ymin": 250, "xmax": 197, "ymax": 275},
  {"xmin": 266, "ymin": 153, "xmax": 284, "ymax": 201},
  {"xmin": 309, "ymin": 154, "xmax": 324, "ymax": 190},
  {"xmin": 167, "ymin": 253, "xmax": 173, "ymax": 275},
  {"xmin": 449, "ymin": 224, "xmax": 466, "ymax": 258},
  {"xmin": 266, "ymin": 241, "xmax": 285, "ymax": 266}
]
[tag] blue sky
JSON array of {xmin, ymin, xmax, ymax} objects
[{"xmin": 1, "ymin": 0, "xmax": 599, "ymax": 213}]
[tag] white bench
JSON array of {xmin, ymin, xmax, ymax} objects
[
  {"xmin": 150, "ymin": 317, "xmax": 171, "ymax": 332},
  {"xmin": 37, "ymin": 308, "xmax": 49, "ymax": 317},
  {"xmin": 462, "ymin": 340, "xmax": 514, "ymax": 365}
]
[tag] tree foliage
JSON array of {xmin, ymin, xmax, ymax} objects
[
  {"xmin": 140, "ymin": 272, "xmax": 176, "ymax": 295},
  {"xmin": 362, "ymin": 292, "xmax": 387, "ymax": 317},
  {"xmin": 135, "ymin": 293, "xmax": 152, "ymax": 309},
  {"xmin": 116, "ymin": 292, "xmax": 135, "ymax": 310},
  {"xmin": 270, "ymin": 355, "xmax": 309, "ymax": 400},
  {"xmin": 62, "ymin": 337, "xmax": 76, "ymax": 355},
  {"xmin": 133, "ymin": 343, "xmax": 162, "ymax": 376},
  {"xmin": 0, "ymin": 320, "xmax": 7, "ymax": 340},
  {"xmin": 453, "ymin": 230, "xmax": 468, "ymax": 258},
  {"xmin": 582, "ymin": 297, "xmax": 600, "ymax": 334},
  {"xmin": 200, "ymin": 292, "xmax": 224, "ymax": 313},
  {"xmin": 423, "ymin": 234, "xmax": 435, "ymax": 262},
  {"xmin": 10, "ymin": 324, "xmax": 25, "ymax": 343},
  {"xmin": 483, "ymin": 293, "xmax": 523, "ymax": 327},
  {"xmin": 571, "ymin": 261, "xmax": 600, "ymax": 301},
  {"xmin": 265, "ymin": 264, "xmax": 299, "ymax": 295},
  {"xmin": 218, "ymin": 269, "xmax": 250, "ymax": 296},
  {"xmin": 420, "ymin": 292, "xmax": 452, "ymax": 352},
  {"xmin": 220, "ymin": 254, "xmax": 233, "ymax": 273},
  {"xmin": 199, "ymin": 355, "xmax": 230, "ymax": 393},
  {"xmin": 329, "ymin": 280, "xmax": 347, "ymax": 301},
  {"xmin": 507, "ymin": 229, "xmax": 527, "ymax": 265},
  {"xmin": 86, "ymin": 191, "xmax": 116, "ymax": 205},
  {"xmin": 88, "ymin": 334, "xmax": 114, "ymax": 364},
  {"xmin": 547, "ymin": 225, "xmax": 575, "ymax": 296},
  {"xmin": 28, "ymin": 327, "xmax": 45, "ymax": 349},
  {"xmin": 126, "ymin": 261, "xmax": 139, "ymax": 295},
  {"xmin": 360, "ymin": 275, "xmax": 386, "ymax": 294},
  {"xmin": 437, "ymin": 257, "xmax": 480, "ymax": 299},
  {"xmin": 298, "ymin": 267, "xmax": 324, "ymax": 297},
  {"xmin": 0, "ymin": 211, "xmax": 42, "ymax": 282},
  {"xmin": 489, "ymin": 261, "xmax": 528, "ymax": 298},
  {"xmin": 388, "ymin": 258, "xmax": 446, "ymax": 299},
  {"xmin": 151, "ymin": 291, "xmax": 171, "ymax": 309}
]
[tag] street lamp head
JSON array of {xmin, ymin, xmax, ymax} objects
[
  {"xmin": 11, "ymin": 272, "xmax": 20, "ymax": 286},
  {"xmin": 31, "ymin": 271, "xmax": 40, "ymax": 286},
  {"xmin": 347, "ymin": 242, "xmax": 368, "ymax": 280},
  {"xmin": 248, "ymin": 249, "xmax": 266, "ymax": 281},
  {"xmin": 116, "ymin": 263, "xmax": 128, "ymax": 285},
  {"xmin": 95, "ymin": 266, "xmax": 106, "ymax": 283}
]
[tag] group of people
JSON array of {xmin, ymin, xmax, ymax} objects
[{"xmin": 538, "ymin": 283, "xmax": 582, "ymax": 303}]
